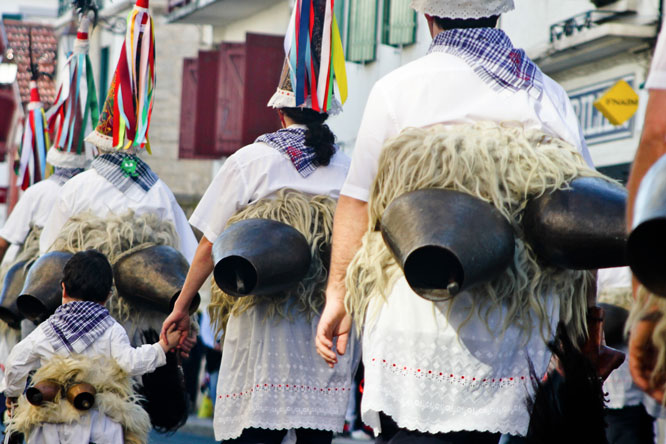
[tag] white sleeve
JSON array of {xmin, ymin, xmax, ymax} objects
[
  {"xmin": 167, "ymin": 193, "xmax": 197, "ymax": 264},
  {"xmin": 188, "ymin": 155, "xmax": 252, "ymax": 243},
  {"xmin": 0, "ymin": 189, "xmax": 36, "ymax": 245},
  {"xmin": 340, "ymin": 82, "xmax": 399, "ymax": 202},
  {"xmin": 567, "ymin": 101, "xmax": 594, "ymax": 168},
  {"xmin": 39, "ymin": 192, "xmax": 72, "ymax": 254},
  {"xmin": 1, "ymin": 331, "xmax": 42, "ymax": 397},
  {"xmin": 543, "ymin": 76, "xmax": 595, "ymax": 168},
  {"xmin": 108, "ymin": 324, "xmax": 166, "ymax": 376},
  {"xmin": 646, "ymin": 30, "xmax": 666, "ymax": 90}
]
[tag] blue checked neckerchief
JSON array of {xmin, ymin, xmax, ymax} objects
[
  {"xmin": 92, "ymin": 152, "xmax": 158, "ymax": 195},
  {"xmin": 50, "ymin": 167, "xmax": 85, "ymax": 186},
  {"xmin": 428, "ymin": 28, "xmax": 543, "ymax": 98},
  {"xmin": 256, "ymin": 127, "xmax": 336, "ymax": 178},
  {"xmin": 44, "ymin": 301, "xmax": 115, "ymax": 354}
]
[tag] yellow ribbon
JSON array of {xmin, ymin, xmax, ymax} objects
[{"xmin": 331, "ymin": 13, "xmax": 347, "ymax": 104}]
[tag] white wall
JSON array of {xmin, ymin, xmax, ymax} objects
[
  {"xmin": 503, "ymin": 0, "xmax": 660, "ymax": 55},
  {"xmin": 501, "ymin": 0, "xmax": 595, "ymax": 53},
  {"xmin": 328, "ymin": 13, "xmax": 431, "ymax": 152},
  {"xmin": 212, "ymin": 0, "xmax": 292, "ymax": 42},
  {"xmin": 0, "ymin": 0, "xmax": 58, "ymax": 20}
]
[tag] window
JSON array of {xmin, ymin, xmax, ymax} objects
[
  {"xmin": 346, "ymin": 0, "xmax": 378, "ymax": 63},
  {"xmin": 382, "ymin": 0, "xmax": 416, "ymax": 47}
]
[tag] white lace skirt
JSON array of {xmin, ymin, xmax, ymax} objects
[
  {"xmin": 361, "ymin": 277, "xmax": 558, "ymax": 437},
  {"xmin": 213, "ymin": 304, "xmax": 360, "ymax": 441}
]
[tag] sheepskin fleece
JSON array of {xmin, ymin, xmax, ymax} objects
[
  {"xmin": 208, "ymin": 190, "xmax": 335, "ymax": 339},
  {"xmin": 7, "ymin": 355, "xmax": 150, "ymax": 444}
]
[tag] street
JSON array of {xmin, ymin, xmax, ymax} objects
[{"xmin": 147, "ymin": 418, "xmax": 371, "ymax": 444}]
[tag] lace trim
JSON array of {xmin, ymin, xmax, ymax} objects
[
  {"xmin": 219, "ymin": 383, "xmax": 352, "ymax": 399},
  {"xmin": 214, "ymin": 417, "xmax": 344, "ymax": 440},
  {"xmin": 368, "ymin": 357, "xmax": 537, "ymax": 388},
  {"xmin": 410, "ymin": 0, "xmax": 514, "ymax": 19},
  {"xmin": 267, "ymin": 88, "xmax": 343, "ymax": 116}
]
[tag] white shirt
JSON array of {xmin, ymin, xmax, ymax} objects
[
  {"xmin": 341, "ymin": 51, "xmax": 593, "ymax": 202},
  {"xmin": 0, "ymin": 177, "xmax": 63, "ymax": 264},
  {"xmin": 189, "ymin": 134, "xmax": 357, "ymax": 440},
  {"xmin": 347, "ymin": 48, "xmax": 592, "ymax": 436},
  {"xmin": 1, "ymin": 318, "xmax": 165, "ymax": 444},
  {"xmin": 2, "ymin": 320, "xmax": 165, "ymax": 396},
  {"xmin": 189, "ymin": 133, "xmax": 351, "ymax": 243},
  {"xmin": 38, "ymin": 168, "xmax": 197, "ymax": 262},
  {"xmin": 646, "ymin": 30, "xmax": 666, "ymax": 90}
]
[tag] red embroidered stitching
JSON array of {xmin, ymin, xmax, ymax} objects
[
  {"xmin": 219, "ymin": 384, "xmax": 350, "ymax": 399},
  {"xmin": 369, "ymin": 357, "xmax": 535, "ymax": 387}
]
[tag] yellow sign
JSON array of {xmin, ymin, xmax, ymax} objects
[{"xmin": 593, "ymin": 79, "xmax": 639, "ymax": 126}]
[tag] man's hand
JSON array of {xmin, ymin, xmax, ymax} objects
[
  {"xmin": 315, "ymin": 292, "xmax": 352, "ymax": 368},
  {"xmin": 629, "ymin": 312, "xmax": 665, "ymax": 402}
]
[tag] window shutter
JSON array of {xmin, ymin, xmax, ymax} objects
[
  {"xmin": 382, "ymin": 0, "xmax": 416, "ymax": 47},
  {"xmin": 347, "ymin": 0, "xmax": 378, "ymax": 63},
  {"xmin": 195, "ymin": 50, "xmax": 222, "ymax": 158},
  {"xmin": 178, "ymin": 58, "xmax": 198, "ymax": 159},
  {"xmin": 241, "ymin": 33, "xmax": 283, "ymax": 148}
]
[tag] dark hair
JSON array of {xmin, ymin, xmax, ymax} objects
[
  {"xmin": 62, "ymin": 250, "xmax": 113, "ymax": 303},
  {"xmin": 280, "ymin": 107, "xmax": 336, "ymax": 166},
  {"xmin": 433, "ymin": 15, "xmax": 499, "ymax": 31}
]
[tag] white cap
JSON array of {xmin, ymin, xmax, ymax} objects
[
  {"xmin": 410, "ymin": 0, "xmax": 514, "ymax": 19},
  {"xmin": 47, "ymin": 147, "xmax": 90, "ymax": 169}
]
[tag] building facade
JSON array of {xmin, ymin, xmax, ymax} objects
[{"xmin": 166, "ymin": 0, "xmax": 663, "ymax": 188}]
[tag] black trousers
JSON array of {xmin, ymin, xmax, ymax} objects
[
  {"xmin": 221, "ymin": 428, "xmax": 333, "ymax": 444},
  {"xmin": 606, "ymin": 405, "xmax": 655, "ymax": 444},
  {"xmin": 375, "ymin": 413, "xmax": 500, "ymax": 444}
]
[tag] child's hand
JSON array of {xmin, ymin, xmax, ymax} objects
[
  {"xmin": 5, "ymin": 397, "xmax": 17, "ymax": 417},
  {"xmin": 159, "ymin": 324, "xmax": 182, "ymax": 352}
]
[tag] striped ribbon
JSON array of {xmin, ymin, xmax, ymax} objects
[
  {"xmin": 16, "ymin": 107, "xmax": 50, "ymax": 190},
  {"xmin": 47, "ymin": 48, "xmax": 99, "ymax": 156}
]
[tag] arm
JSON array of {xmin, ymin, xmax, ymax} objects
[
  {"xmin": 315, "ymin": 81, "xmax": 396, "ymax": 367},
  {"xmin": 626, "ymin": 91, "xmax": 666, "ymax": 401},
  {"xmin": 2, "ymin": 334, "xmax": 41, "ymax": 397},
  {"xmin": 161, "ymin": 237, "xmax": 214, "ymax": 344},
  {"xmin": 626, "ymin": 89, "xmax": 666, "ymax": 228},
  {"xmin": 109, "ymin": 324, "xmax": 167, "ymax": 376},
  {"xmin": 315, "ymin": 195, "xmax": 368, "ymax": 367},
  {"xmin": 0, "ymin": 237, "xmax": 9, "ymax": 265},
  {"xmin": 161, "ymin": 155, "xmax": 252, "ymax": 346},
  {"xmin": 0, "ymin": 187, "xmax": 38, "ymax": 262}
]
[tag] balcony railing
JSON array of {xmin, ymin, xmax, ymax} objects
[
  {"xmin": 168, "ymin": 0, "xmax": 194, "ymax": 13},
  {"xmin": 549, "ymin": 10, "xmax": 635, "ymax": 42}
]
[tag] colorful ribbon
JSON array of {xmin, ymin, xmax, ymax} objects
[
  {"xmin": 16, "ymin": 98, "xmax": 50, "ymax": 190},
  {"xmin": 286, "ymin": 0, "xmax": 347, "ymax": 112},
  {"xmin": 47, "ymin": 42, "xmax": 99, "ymax": 156},
  {"xmin": 112, "ymin": 3, "xmax": 155, "ymax": 153}
]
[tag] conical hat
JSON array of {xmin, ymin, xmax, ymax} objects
[
  {"xmin": 46, "ymin": 16, "xmax": 95, "ymax": 169},
  {"xmin": 267, "ymin": 0, "xmax": 346, "ymax": 115},
  {"xmin": 85, "ymin": 0, "xmax": 155, "ymax": 153},
  {"xmin": 15, "ymin": 80, "xmax": 49, "ymax": 190}
]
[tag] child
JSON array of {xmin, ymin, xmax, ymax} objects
[{"xmin": 0, "ymin": 249, "xmax": 181, "ymax": 444}]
